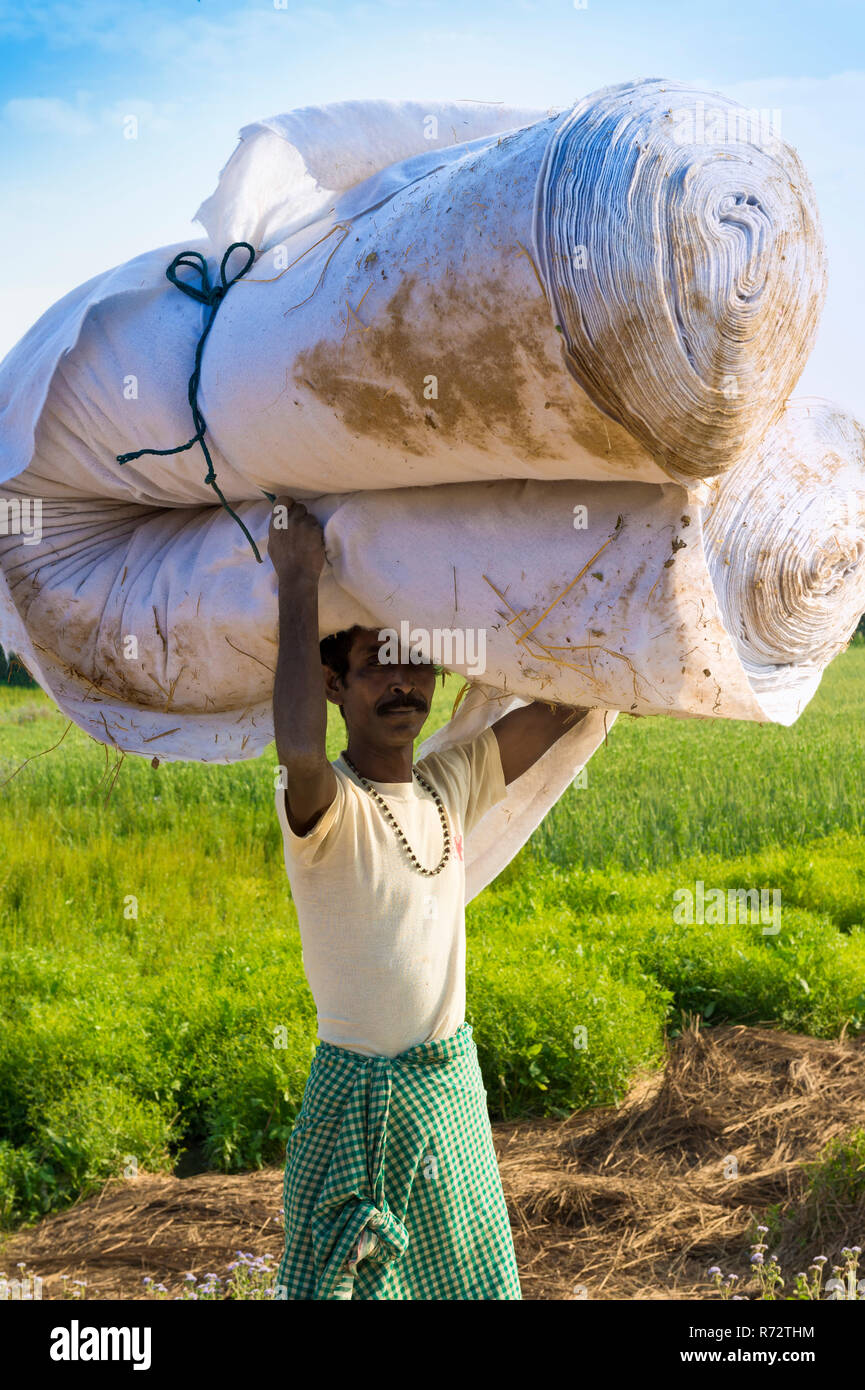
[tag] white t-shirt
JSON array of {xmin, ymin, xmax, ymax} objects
[{"xmin": 274, "ymin": 726, "xmax": 507, "ymax": 1058}]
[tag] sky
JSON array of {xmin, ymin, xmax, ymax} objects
[{"xmin": 0, "ymin": 0, "xmax": 863, "ymax": 417}]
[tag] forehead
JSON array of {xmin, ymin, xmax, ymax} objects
[
  {"xmin": 349, "ymin": 629, "xmax": 433, "ymax": 666},
  {"xmin": 352, "ymin": 630, "xmax": 389, "ymax": 660}
]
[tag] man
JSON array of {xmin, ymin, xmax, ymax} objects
[{"xmin": 268, "ymin": 496, "xmax": 591, "ymax": 1301}]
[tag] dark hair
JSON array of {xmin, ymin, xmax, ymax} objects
[
  {"xmin": 319, "ymin": 627, "xmax": 361, "ymax": 680},
  {"xmin": 320, "ymin": 627, "xmax": 362, "ymax": 722}
]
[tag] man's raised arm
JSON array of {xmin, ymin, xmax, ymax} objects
[
  {"xmin": 268, "ymin": 497, "xmax": 337, "ymax": 836},
  {"xmin": 490, "ymin": 702, "xmax": 593, "ymax": 786}
]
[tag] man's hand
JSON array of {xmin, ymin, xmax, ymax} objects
[
  {"xmin": 268, "ymin": 496, "xmax": 327, "ymax": 583},
  {"xmin": 491, "ymin": 702, "xmax": 593, "ymax": 786}
]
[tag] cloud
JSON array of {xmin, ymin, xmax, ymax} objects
[
  {"xmin": 0, "ymin": 1, "xmax": 341, "ymax": 60},
  {"xmin": 3, "ymin": 96, "xmax": 97, "ymax": 137},
  {"xmin": 0, "ymin": 0, "xmax": 146, "ymax": 50},
  {"xmin": 99, "ymin": 99, "xmax": 181, "ymax": 139},
  {"xmin": 420, "ymin": 29, "xmax": 482, "ymax": 44},
  {"xmin": 2, "ymin": 94, "xmax": 182, "ymax": 141}
]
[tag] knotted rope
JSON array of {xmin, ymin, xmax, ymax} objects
[{"xmin": 116, "ymin": 242, "xmax": 276, "ymax": 564}]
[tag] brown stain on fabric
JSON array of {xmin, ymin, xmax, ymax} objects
[{"xmin": 293, "ymin": 274, "xmax": 645, "ymax": 465}]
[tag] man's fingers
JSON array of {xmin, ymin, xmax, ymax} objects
[
  {"xmin": 269, "ymin": 497, "xmax": 308, "ymax": 529},
  {"xmin": 267, "ymin": 493, "xmax": 325, "ymax": 576},
  {"xmin": 270, "ymin": 499, "xmax": 322, "ymax": 528}
]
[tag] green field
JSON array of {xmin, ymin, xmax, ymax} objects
[{"xmin": 1, "ymin": 643, "xmax": 863, "ymax": 1228}]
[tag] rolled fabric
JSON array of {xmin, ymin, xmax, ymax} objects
[
  {"xmin": 702, "ymin": 398, "xmax": 865, "ymax": 719},
  {"xmin": 197, "ymin": 99, "xmax": 665, "ymax": 494},
  {"xmin": 202, "ymin": 78, "xmax": 825, "ymax": 492},
  {"xmin": 194, "ymin": 98, "xmax": 549, "ymax": 254},
  {"xmin": 0, "ymin": 83, "xmax": 824, "ymax": 506},
  {"xmin": 2, "ymin": 398, "xmax": 862, "ymax": 891},
  {"xmin": 2, "ymin": 398, "xmax": 861, "ymax": 756},
  {"xmin": 534, "ymin": 79, "xmax": 826, "ymax": 484},
  {"xmin": 0, "ymin": 86, "xmax": 849, "ymax": 894}
]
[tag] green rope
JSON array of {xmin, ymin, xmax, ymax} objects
[{"xmin": 116, "ymin": 242, "xmax": 277, "ymax": 564}]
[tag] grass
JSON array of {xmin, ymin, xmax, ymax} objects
[
  {"xmin": 531, "ymin": 637, "xmax": 865, "ymax": 871},
  {"xmin": 0, "ymin": 644, "xmax": 863, "ymax": 1227}
]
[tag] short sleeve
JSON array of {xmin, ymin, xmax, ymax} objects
[
  {"xmin": 419, "ymin": 725, "xmax": 507, "ymax": 836},
  {"xmin": 274, "ymin": 769, "xmax": 349, "ymax": 868}
]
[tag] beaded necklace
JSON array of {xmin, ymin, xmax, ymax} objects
[{"xmin": 341, "ymin": 751, "xmax": 452, "ymax": 877}]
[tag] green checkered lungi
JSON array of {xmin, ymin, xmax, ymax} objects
[{"xmin": 275, "ymin": 1022, "xmax": 521, "ymax": 1300}]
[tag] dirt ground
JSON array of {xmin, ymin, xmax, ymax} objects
[{"xmin": 4, "ymin": 1020, "xmax": 865, "ymax": 1301}]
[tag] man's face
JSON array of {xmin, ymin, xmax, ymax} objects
[{"xmin": 325, "ymin": 628, "xmax": 437, "ymax": 746}]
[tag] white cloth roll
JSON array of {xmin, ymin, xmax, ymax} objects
[
  {"xmin": 2, "ymin": 396, "xmax": 862, "ymax": 890},
  {"xmin": 2, "ymin": 399, "xmax": 861, "ymax": 748},
  {"xmin": 0, "ymin": 88, "xmax": 853, "ymax": 896},
  {"xmin": 0, "ymin": 83, "xmax": 825, "ymax": 503},
  {"xmin": 534, "ymin": 79, "xmax": 826, "ymax": 484}
]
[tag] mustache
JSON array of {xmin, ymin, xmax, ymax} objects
[{"xmin": 377, "ymin": 694, "xmax": 427, "ymax": 714}]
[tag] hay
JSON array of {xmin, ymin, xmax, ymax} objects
[
  {"xmin": 0, "ymin": 1171, "xmax": 285, "ymax": 1302},
  {"xmin": 498, "ymin": 1019, "xmax": 865, "ymax": 1299},
  {"xmin": 4, "ymin": 1022, "xmax": 864, "ymax": 1301}
]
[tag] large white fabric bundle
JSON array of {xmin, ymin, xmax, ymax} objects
[
  {"xmin": 3, "ymin": 394, "xmax": 862, "ymax": 735},
  {"xmin": 0, "ymin": 81, "xmax": 825, "ymax": 502},
  {"xmin": 0, "ymin": 83, "xmax": 859, "ymax": 895},
  {"xmin": 198, "ymin": 78, "xmax": 823, "ymax": 492}
]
